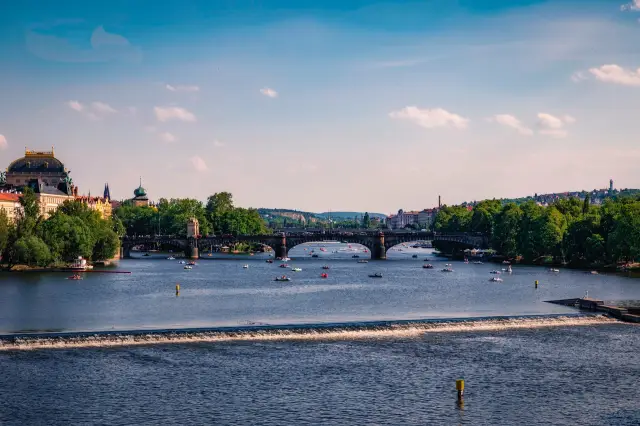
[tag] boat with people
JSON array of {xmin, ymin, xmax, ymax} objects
[
  {"xmin": 368, "ymin": 273, "xmax": 383, "ymax": 278},
  {"xmin": 423, "ymin": 264, "xmax": 434, "ymax": 269},
  {"xmin": 322, "ymin": 265, "xmax": 330, "ymax": 270},
  {"xmin": 70, "ymin": 257, "xmax": 92, "ymax": 271},
  {"xmin": 473, "ymin": 261, "xmax": 483, "ymax": 265},
  {"xmin": 490, "ymin": 270, "xmax": 501, "ymax": 275},
  {"xmin": 291, "ymin": 268, "xmax": 302, "ymax": 272},
  {"xmin": 320, "ymin": 273, "xmax": 328, "ymax": 278},
  {"xmin": 352, "ymin": 255, "xmax": 360, "ymax": 259},
  {"xmin": 184, "ymin": 265, "xmax": 192, "ymax": 270},
  {"xmin": 549, "ymin": 268, "xmax": 560, "ymax": 273},
  {"xmin": 67, "ymin": 274, "xmax": 83, "ymax": 280},
  {"xmin": 243, "ymin": 264, "xmax": 249, "ymax": 269},
  {"xmin": 143, "ymin": 253, "xmax": 151, "ymax": 257},
  {"xmin": 274, "ymin": 276, "xmax": 291, "ymax": 282},
  {"xmin": 266, "ymin": 259, "xmax": 273, "ymax": 263},
  {"xmin": 187, "ymin": 261, "xmax": 196, "ymax": 266},
  {"xmin": 502, "ymin": 260, "xmax": 511, "ymax": 264},
  {"xmin": 280, "ymin": 264, "xmax": 289, "ymax": 268},
  {"xmin": 167, "ymin": 256, "xmax": 175, "ymax": 260},
  {"xmin": 490, "ymin": 277, "xmax": 503, "ymax": 282},
  {"xmin": 423, "ymin": 258, "xmax": 430, "ymax": 262},
  {"xmin": 358, "ymin": 260, "xmax": 369, "ymax": 263},
  {"xmin": 282, "ymin": 257, "xmax": 291, "ymax": 262},
  {"xmin": 412, "ymin": 254, "xmax": 418, "ymax": 258},
  {"xmin": 442, "ymin": 267, "xmax": 454, "ymax": 272},
  {"xmin": 311, "ymin": 254, "xmax": 319, "ymax": 258},
  {"xmin": 178, "ymin": 260, "xmax": 186, "ymax": 264}
]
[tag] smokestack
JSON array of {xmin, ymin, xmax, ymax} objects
[{"xmin": 438, "ymin": 195, "xmax": 441, "ymax": 209}]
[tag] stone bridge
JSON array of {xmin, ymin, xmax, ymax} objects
[{"xmin": 120, "ymin": 231, "xmax": 487, "ymax": 260}]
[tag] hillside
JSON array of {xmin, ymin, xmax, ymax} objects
[{"xmin": 316, "ymin": 212, "xmax": 387, "ymax": 220}]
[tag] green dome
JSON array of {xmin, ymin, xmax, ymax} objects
[{"xmin": 134, "ymin": 185, "xmax": 147, "ymax": 197}]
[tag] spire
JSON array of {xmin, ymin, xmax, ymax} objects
[{"xmin": 104, "ymin": 183, "xmax": 111, "ymax": 200}]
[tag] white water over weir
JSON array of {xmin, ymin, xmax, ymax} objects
[{"xmin": 0, "ymin": 314, "xmax": 619, "ymax": 351}]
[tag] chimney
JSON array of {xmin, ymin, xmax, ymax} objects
[{"xmin": 438, "ymin": 195, "xmax": 441, "ymax": 209}]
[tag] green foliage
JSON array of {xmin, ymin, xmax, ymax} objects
[
  {"xmin": 362, "ymin": 212, "xmax": 371, "ymax": 229},
  {"xmin": 157, "ymin": 198, "xmax": 211, "ymax": 236},
  {"xmin": 10, "ymin": 236, "xmax": 51, "ymax": 267},
  {"xmin": 38, "ymin": 213, "xmax": 95, "ymax": 262},
  {"xmin": 205, "ymin": 192, "xmax": 267, "ymax": 235},
  {"xmin": 0, "ymin": 208, "xmax": 11, "ymax": 258}
]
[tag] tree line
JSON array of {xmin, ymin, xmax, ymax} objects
[
  {"xmin": 0, "ymin": 188, "xmax": 121, "ymax": 268},
  {"xmin": 115, "ymin": 192, "xmax": 267, "ymax": 237},
  {"xmin": 433, "ymin": 196, "xmax": 640, "ymax": 267}
]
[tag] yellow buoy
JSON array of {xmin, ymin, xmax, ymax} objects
[
  {"xmin": 456, "ymin": 379, "xmax": 464, "ymax": 400},
  {"xmin": 535, "ymin": 280, "xmax": 539, "ymax": 288},
  {"xmin": 175, "ymin": 284, "xmax": 180, "ymax": 295}
]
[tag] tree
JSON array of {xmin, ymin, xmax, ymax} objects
[
  {"xmin": 363, "ymin": 212, "xmax": 371, "ymax": 229},
  {"xmin": 92, "ymin": 226, "xmax": 119, "ymax": 261},
  {"xmin": 0, "ymin": 208, "xmax": 11, "ymax": 260},
  {"xmin": 15, "ymin": 187, "xmax": 40, "ymax": 237},
  {"xmin": 38, "ymin": 213, "xmax": 94, "ymax": 262},
  {"xmin": 10, "ymin": 235, "xmax": 51, "ymax": 267},
  {"xmin": 608, "ymin": 202, "xmax": 640, "ymax": 262},
  {"xmin": 492, "ymin": 203, "xmax": 522, "ymax": 258},
  {"xmin": 157, "ymin": 198, "xmax": 211, "ymax": 236},
  {"xmin": 206, "ymin": 192, "xmax": 234, "ymax": 233},
  {"xmin": 583, "ymin": 193, "xmax": 591, "ymax": 215}
]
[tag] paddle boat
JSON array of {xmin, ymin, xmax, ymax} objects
[
  {"xmin": 423, "ymin": 258, "xmax": 430, "ymax": 262},
  {"xmin": 473, "ymin": 261, "xmax": 483, "ymax": 265},
  {"xmin": 243, "ymin": 264, "xmax": 249, "ymax": 269},
  {"xmin": 187, "ymin": 261, "xmax": 197, "ymax": 266},
  {"xmin": 490, "ymin": 277, "xmax": 503, "ymax": 282},
  {"xmin": 357, "ymin": 260, "xmax": 369, "ymax": 263},
  {"xmin": 368, "ymin": 273, "xmax": 383, "ymax": 278},
  {"xmin": 291, "ymin": 267, "xmax": 302, "ymax": 272},
  {"xmin": 311, "ymin": 254, "xmax": 319, "ymax": 258},
  {"xmin": 67, "ymin": 274, "xmax": 83, "ymax": 280},
  {"xmin": 178, "ymin": 260, "xmax": 186, "ymax": 264},
  {"xmin": 320, "ymin": 273, "xmax": 328, "ymax": 279},
  {"xmin": 274, "ymin": 276, "xmax": 291, "ymax": 282},
  {"xmin": 412, "ymin": 254, "xmax": 418, "ymax": 258},
  {"xmin": 184, "ymin": 265, "xmax": 192, "ymax": 270},
  {"xmin": 441, "ymin": 267, "xmax": 454, "ymax": 272},
  {"xmin": 279, "ymin": 264, "xmax": 290, "ymax": 268},
  {"xmin": 549, "ymin": 268, "xmax": 560, "ymax": 273},
  {"xmin": 352, "ymin": 255, "xmax": 360, "ymax": 259},
  {"xmin": 322, "ymin": 265, "xmax": 330, "ymax": 270},
  {"xmin": 423, "ymin": 264, "xmax": 434, "ymax": 269},
  {"xmin": 490, "ymin": 270, "xmax": 501, "ymax": 275},
  {"xmin": 167, "ymin": 256, "xmax": 176, "ymax": 260},
  {"xmin": 266, "ymin": 259, "xmax": 274, "ymax": 263}
]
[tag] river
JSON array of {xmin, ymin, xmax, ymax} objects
[{"xmin": 0, "ymin": 243, "xmax": 639, "ymax": 425}]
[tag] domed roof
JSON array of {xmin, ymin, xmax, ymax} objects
[
  {"xmin": 134, "ymin": 185, "xmax": 147, "ymax": 197},
  {"xmin": 7, "ymin": 150, "xmax": 65, "ymax": 173}
]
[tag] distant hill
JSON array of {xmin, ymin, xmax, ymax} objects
[{"xmin": 316, "ymin": 212, "xmax": 387, "ymax": 220}]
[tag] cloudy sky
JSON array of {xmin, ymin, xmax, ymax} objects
[{"xmin": 1, "ymin": 0, "xmax": 639, "ymax": 213}]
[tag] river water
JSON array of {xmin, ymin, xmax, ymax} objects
[{"xmin": 1, "ymin": 243, "xmax": 639, "ymax": 424}]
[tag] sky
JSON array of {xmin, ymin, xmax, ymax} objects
[{"xmin": 1, "ymin": 0, "xmax": 640, "ymax": 214}]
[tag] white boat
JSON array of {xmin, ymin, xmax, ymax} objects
[
  {"xmin": 291, "ymin": 267, "xmax": 302, "ymax": 272},
  {"xmin": 357, "ymin": 260, "xmax": 369, "ymax": 264},
  {"xmin": 167, "ymin": 256, "xmax": 175, "ymax": 260},
  {"xmin": 70, "ymin": 257, "xmax": 90, "ymax": 271},
  {"xmin": 442, "ymin": 267, "xmax": 454, "ymax": 272},
  {"xmin": 490, "ymin": 270, "xmax": 501, "ymax": 275},
  {"xmin": 243, "ymin": 264, "xmax": 249, "ymax": 269},
  {"xmin": 549, "ymin": 268, "xmax": 560, "ymax": 273},
  {"xmin": 490, "ymin": 277, "xmax": 503, "ymax": 282},
  {"xmin": 178, "ymin": 260, "xmax": 186, "ymax": 264},
  {"xmin": 184, "ymin": 265, "xmax": 192, "ymax": 270},
  {"xmin": 281, "ymin": 257, "xmax": 291, "ymax": 261}
]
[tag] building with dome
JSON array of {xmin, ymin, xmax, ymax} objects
[
  {"xmin": 131, "ymin": 178, "xmax": 149, "ymax": 207},
  {"xmin": 4, "ymin": 148, "xmax": 70, "ymax": 189}
]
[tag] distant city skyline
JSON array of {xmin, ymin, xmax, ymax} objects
[{"xmin": 1, "ymin": 0, "xmax": 639, "ymax": 212}]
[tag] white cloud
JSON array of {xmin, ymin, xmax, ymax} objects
[
  {"xmin": 91, "ymin": 101, "xmax": 117, "ymax": 114},
  {"xmin": 491, "ymin": 114, "xmax": 533, "ymax": 136},
  {"xmin": 67, "ymin": 100, "xmax": 84, "ymax": 112},
  {"xmin": 0, "ymin": 134, "xmax": 7, "ymax": 150},
  {"xmin": 621, "ymin": 1, "xmax": 640, "ymax": 11},
  {"xmin": 260, "ymin": 87, "xmax": 278, "ymax": 98},
  {"xmin": 213, "ymin": 139, "xmax": 225, "ymax": 147},
  {"xmin": 570, "ymin": 71, "xmax": 587, "ymax": 82},
  {"xmin": 190, "ymin": 156, "xmax": 208, "ymax": 172},
  {"xmin": 154, "ymin": 106, "xmax": 196, "ymax": 122},
  {"xmin": 158, "ymin": 132, "xmax": 177, "ymax": 143},
  {"xmin": 588, "ymin": 64, "xmax": 640, "ymax": 86},
  {"xmin": 389, "ymin": 106, "xmax": 469, "ymax": 129},
  {"xmin": 166, "ymin": 84, "xmax": 200, "ymax": 92},
  {"xmin": 537, "ymin": 113, "xmax": 575, "ymax": 138}
]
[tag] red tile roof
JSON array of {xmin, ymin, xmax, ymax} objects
[{"xmin": 0, "ymin": 193, "xmax": 20, "ymax": 202}]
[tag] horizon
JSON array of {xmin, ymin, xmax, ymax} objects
[{"xmin": 1, "ymin": 0, "xmax": 639, "ymax": 212}]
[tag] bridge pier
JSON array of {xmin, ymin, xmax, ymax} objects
[
  {"xmin": 371, "ymin": 232, "xmax": 387, "ymax": 260},
  {"xmin": 187, "ymin": 237, "xmax": 199, "ymax": 259},
  {"xmin": 120, "ymin": 246, "xmax": 131, "ymax": 259}
]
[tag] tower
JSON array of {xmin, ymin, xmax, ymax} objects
[
  {"xmin": 438, "ymin": 195, "xmax": 441, "ymax": 209},
  {"xmin": 609, "ymin": 179, "xmax": 614, "ymax": 193},
  {"xmin": 104, "ymin": 183, "xmax": 111, "ymax": 200}
]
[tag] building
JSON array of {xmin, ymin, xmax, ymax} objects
[
  {"xmin": 0, "ymin": 192, "xmax": 21, "ymax": 222},
  {"xmin": 76, "ymin": 195, "xmax": 113, "ymax": 219},
  {"xmin": 387, "ymin": 209, "xmax": 420, "ymax": 229},
  {"xmin": 417, "ymin": 208, "xmax": 438, "ymax": 229},
  {"xmin": 131, "ymin": 179, "xmax": 149, "ymax": 207},
  {"xmin": 28, "ymin": 178, "xmax": 75, "ymax": 218},
  {"xmin": 4, "ymin": 148, "xmax": 70, "ymax": 189},
  {"xmin": 187, "ymin": 217, "xmax": 200, "ymax": 238}
]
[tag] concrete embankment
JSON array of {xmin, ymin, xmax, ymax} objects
[{"xmin": 547, "ymin": 298, "xmax": 640, "ymax": 323}]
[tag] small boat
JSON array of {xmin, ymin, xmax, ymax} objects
[
  {"xmin": 412, "ymin": 254, "xmax": 418, "ymax": 258},
  {"xmin": 549, "ymin": 268, "xmax": 560, "ymax": 273},
  {"xmin": 358, "ymin": 260, "xmax": 368, "ymax": 263},
  {"xmin": 473, "ymin": 261, "xmax": 483, "ymax": 265},
  {"xmin": 291, "ymin": 267, "xmax": 302, "ymax": 272},
  {"xmin": 282, "ymin": 257, "xmax": 291, "ymax": 261},
  {"xmin": 188, "ymin": 261, "xmax": 196, "ymax": 266},
  {"xmin": 423, "ymin": 258, "xmax": 430, "ymax": 262},
  {"xmin": 320, "ymin": 273, "xmax": 328, "ymax": 278},
  {"xmin": 464, "ymin": 259, "xmax": 469, "ymax": 264},
  {"xmin": 507, "ymin": 265, "xmax": 513, "ymax": 273},
  {"xmin": 490, "ymin": 270, "xmax": 501, "ymax": 275},
  {"xmin": 280, "ymin": 264, "xmax": 289, "ymax": 268},
  {"xmin": 490, "ymin": 277, "xmax": 503, "ymax": 282},
  {"xmin": 311, "ymin": 254, "xmax": 319, "ymax": 258},
  {"xmin": 445, "ymin": 263, "xmax": 452, "ymax": 267},
  {"xmin": 502, "ymin": 260, "xmax": 511, "ymax": 265},
  {"xmin": 70, "ymin": 257, "xmax": 90, "ymax": 271},
  {"xmin": 167, "ymin": 256, "xmax": 175, "ymax": 260},
  {"xmin": 208, "ymin": 253, "xmax": 213, "ymax": 257},
  {"xmin": 352, "ymin": 255, "xmax": 360, "ymax": 259},
  {"xmin": 368, "ymin": 273, "xmax": 383, "ymax": 278},
  {"xmin": 274, "ymin": 276, "xmax": 291, "ymax": 282},
  {"xmin": 266, "ymin": 259, "xmax": 273, "ymax": 263},
  {"xmin": 67, "ymin": 274, "xmax": 83, "ymax": 280},
  {"xmin": 178, "ymin": 260, "xmax": 186, "ymax": 264},
  {"xmin": 589, "ymin": 270, "xmax": 599, "ymax": 275},
  {"xmin": 243, "ymin": 264, "xmax": 249, "ymax": 269},
  {"xmin": 184, "ymin": 265, "xmax": 192, "ymax": 270},
  {"xmin": 442, "ymin": 268, "xmax": 454, "ymax": 272},
  {"xmin": 143, "ymin": 253, "xmax": 151, "ymax": 257},
  {"xmin": 322, "ymin": 266, "xmax": 330, "ymax": 270},
  {"xmin": 423, "ymin": 264, "xmax": 434, "ymax": 269}
]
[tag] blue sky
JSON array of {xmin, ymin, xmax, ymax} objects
[{"xmin": 1, "ymin": 0, "xmax": 640, "ymax": 213}]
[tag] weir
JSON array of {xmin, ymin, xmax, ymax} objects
[
  {"xmin": 546, "ymin": 297, "xmax": 640, "ymax": 323},
  {"xmin": 0, "ymin": 314, "xmax": 618, "ymax": 351}
]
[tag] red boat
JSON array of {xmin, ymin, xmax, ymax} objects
[
  {"xmin": 280, "ymin": 264, "xmax": 289, "ymax": 268},
  {"xmin": 320, "ymin": 273, "xmax": 328, "ymax": 278}
]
